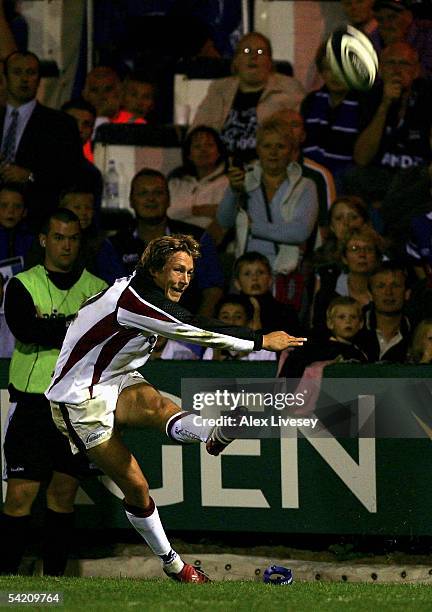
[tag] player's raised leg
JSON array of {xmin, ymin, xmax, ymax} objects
[
  {"xmin": 86, "ymin": 430, "xmax": 209, "ymax": 583},
  {"xmin": 115, "ymin": 381, "xmax": 215, "ymax": 444}
]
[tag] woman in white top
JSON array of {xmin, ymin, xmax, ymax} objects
[{"xmin": 168, "ymin": 126, "xmax": 229, "ymax": 229}]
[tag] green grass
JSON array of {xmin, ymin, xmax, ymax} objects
[{"xmin": 1, "ymin": 577, "xmax": 432, "ymax": 611}]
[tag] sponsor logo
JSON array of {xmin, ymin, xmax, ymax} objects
[{"xmin": 86, "ymin": 430, "xmax": 106, "ymax": 445}]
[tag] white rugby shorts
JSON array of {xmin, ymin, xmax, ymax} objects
[{"xmin": 50, "ymin": 370, "xmax": 146, "ymax": 454}]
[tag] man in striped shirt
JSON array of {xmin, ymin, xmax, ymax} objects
[{"xmin": 46, "ymin": 233, "xmax": 305, "ymax": 583}]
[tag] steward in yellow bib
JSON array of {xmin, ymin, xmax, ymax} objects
[{"xmin": 1, "ymin": 209, "xmax": 107, "ymax": 576}]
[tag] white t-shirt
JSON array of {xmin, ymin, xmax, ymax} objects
[{"xmin": 168, "ymin": 165, "xmax": 228, "ymax": 229}]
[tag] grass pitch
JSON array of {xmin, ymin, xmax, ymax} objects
[{"xmin": 1, "ymin": 577, "xmax": 432, "ymax": 611}]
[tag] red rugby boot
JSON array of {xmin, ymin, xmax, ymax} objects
[{"xmin": 164, "ymin": 563, "xmax": 211, "ymax": 583}]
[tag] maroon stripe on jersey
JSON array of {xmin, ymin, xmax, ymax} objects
[
  {"xmin": 90, "ymin": 327, "xmax": 140, "ymax": 395},
  {"xmin": 50, "ymin": 312, "xmax": 119, "ymax": 390},
  {"xmin": 119, "ymin": 288, "xmax": 174, "ymax": 322}
]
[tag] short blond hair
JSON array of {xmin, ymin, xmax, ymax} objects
[
  {"xmin": 326, "ymin": 296, "xmax": 363, "ymax": 325},
  {"xmin": 256, "ymin": 116, "xmax": 295, "ymax": 147},
  {"xmin": 339, "ymin": 226, "xmax": 384, "ymax": 258},
  {"xmin": 408, "ymin": 318, "xmax": 432, "ymax": 363}
]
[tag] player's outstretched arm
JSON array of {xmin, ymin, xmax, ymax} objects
[{"xmin": 262, "ymin": 331, "xmax": 307, "ymax": 352}]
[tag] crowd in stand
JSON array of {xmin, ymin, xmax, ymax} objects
[{"xmin": 1, "ymin": 1, "xmax": 432, "ymax": 373}]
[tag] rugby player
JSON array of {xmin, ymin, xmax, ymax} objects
[{"xmin": 46, "ymin": 234, "xmax": 306, "ymax": 583}]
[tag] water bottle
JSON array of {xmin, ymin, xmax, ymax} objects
[{"xmin": 104, "ymin": 159, "xmax": 120, "ymax": 208}]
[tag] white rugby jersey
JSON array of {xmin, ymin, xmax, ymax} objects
[{"xmin": 46, "ymin": 273, "xmax": 263, "ymax": 404}]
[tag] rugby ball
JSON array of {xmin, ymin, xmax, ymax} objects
[{"xmin": 326, "ymin": 25, "xmax": 378, "ymax": 91}]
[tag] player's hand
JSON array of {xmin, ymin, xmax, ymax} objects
[{"xmin": 262, "ymin": 331, "xmax": 307, "ymax": 352}]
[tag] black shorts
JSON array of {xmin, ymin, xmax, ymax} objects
[{"xmin": 3, "ymin": 394, "xmax": 95, "ymax": 482}]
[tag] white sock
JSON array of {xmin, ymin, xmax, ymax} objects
[
  {"xmin": 124, "ymin": 498, "xmax": 184, "ymax": 573},
  {"xmin": 166, "ymin": 411, "xmax": 213, "ymax": 443}
]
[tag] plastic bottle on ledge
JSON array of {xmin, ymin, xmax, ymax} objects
[{"xmin": 104, "ymin": 159, "xmax": 120, "ymax": 208}]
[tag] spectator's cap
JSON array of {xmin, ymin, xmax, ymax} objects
[{"xmin": 373, "ymin": 0, "xmax": 411, "ymax": 12}]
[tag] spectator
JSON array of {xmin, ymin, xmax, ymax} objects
[
  {"xmin": 301, "ymin": 43, "xmax": 364, "ymax": 189},
  {"xmin": 0, "ymin": 183, "xmax": 33, "ymax": 358},
  {"xmin": 313, "ymin": 195, "xmax": 370, "ymax": 272},
  {"xmin": 0, "ymin": 209, "xmax": 106, "ymax": 576},
  {"xmin": 233, "ymin": 251, "xmax": 300, "ymax": 335},
  {"xmin": 279, "ymin": 295, "xmax": 368, "ymax": 378},
  {"xmin": 82, "ymin": 66, "xmax": 122, "ymax": 126},
  {"xmin": 60, "ymin": 98, "xmax": 104, "ymax": 212},
  {"xmin": 216, "ymin": 115, "xmax": 318, "ymax": 310},
  {"xmin": 82, "ymin": 66, "xmax": 147, "ymax": 130},
  {"xmin": 407, "ymin": 317, "xmax": 432, "ymax": 363},
  {"xmin": 357, "ymin": 261, "xmax": 412, "ymax": 361},
  {"xmin": 270, "ymin": 108, "xmax": 337, "ymax": 241},
  {"xmin": 59, "ymin": 187, "xmax": 125, "ymax": 284},
  {"xmin": 121, "ymin": 72, "xmax": 156, "ymax": 123},
  {"xmin": 0, "ymin": 0, "xmax": 18, "ymax": 60},
  {"xmin": 168, "ymin": 125, "xmax": 229, "ymax": 229},
  {"xmin": 0, "ymin": 270, "xmax": 14, "ymax": 357},
  {"xmin": 406, "ymin": 203, "xmax": 432, "ymax": 280},
  {"xmin": 110, "ymin": 167, "xmax": 224, "ymax": 316},
  {"xmin": 191, "ymin": 31, "xmax": 305, "ymax": 164},
  {"xmin": 347, "ymin": 42, "xmax": 432, "ymax": 241},
  {"xmin": 341, "ymin": 0, "xmax": 378, "ymax": 38},
  {"xmin": 0, "ymin": 183, "xmax": 33, "ymax": 262},
  {"xmin": 313, "ymin": 225, "xmax": 382, "ymax": 335},
  {"xmin": 0, "ymin": 0, "xmax": 20, "ymax": 108},
  {"xmin": 372, "ymin": 0, "xmax": 432, "ymax": 79},
  {"xmin": 0, "ymin": 51, "xmax": 83, "ymax": 231},
  {"xmin": 202, "ymin": 293, "xmax": 276, "ymax": 361}
]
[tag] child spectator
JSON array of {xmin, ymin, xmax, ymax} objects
[
  {"xmin": 203, "ymin": 293, "xmax": 276, "ymax": 361},
  {"xmin": 0, "ymin": 184, "xmax": 33, "ymax": 357},
  {"xmin": 0, "ymin": 183, "xmax": 33, "ymax": 262},
  {"xmin": 279, "ymin": 296, "xmax": 367, "ymax": 378},
  {"xmin": 233, "ymin": 251, "xmax": 300, "ymax": 335},
  {"xmin": 59, "ymin": 188, "xmax": 125, "ymax": 285},
  {"xmin": 408, "ymin": 318, "xmax": 432, "ymax": 364},
  {"xmin": 0, "ymin": 271, "xmax": 14, "ymax": 357},
  {"xmin": 122, "ymin": 73, "xmax": 156, "ymax": 123},
  {"xmin": 60, "ymin": 98, "xmax": 104, "ymax": 216}
]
